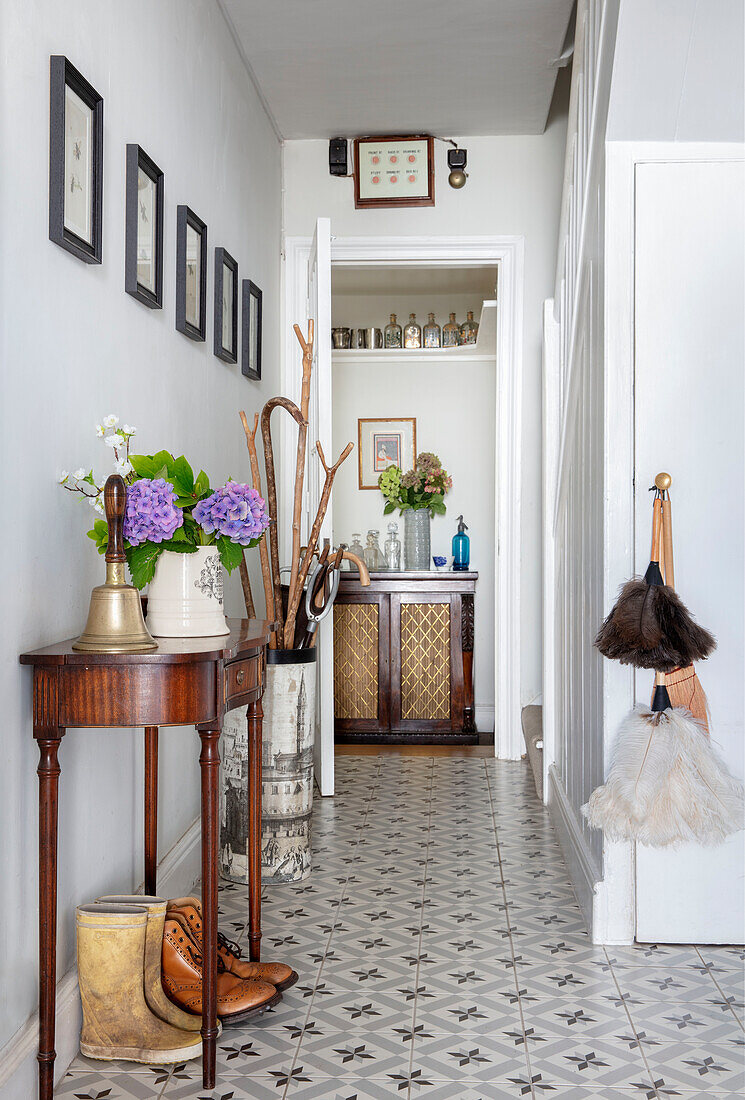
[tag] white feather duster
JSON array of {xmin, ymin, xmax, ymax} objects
[{"xmin": 583, "ymin": 705, "xmax": 744, "ymax": 847}]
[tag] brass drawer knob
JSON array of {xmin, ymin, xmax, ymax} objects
[{"xmin": 236, "ymin": 669, "xmax": 245, "ymax": 685}]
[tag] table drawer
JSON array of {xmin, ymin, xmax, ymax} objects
[{"xmin": 225, "ymin": 653, "xmax": 263, "ymax": 705}]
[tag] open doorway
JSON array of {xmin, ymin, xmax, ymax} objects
[{"xmin": 283, "ymin": 228, "xmax": 524, "ymax": 794}]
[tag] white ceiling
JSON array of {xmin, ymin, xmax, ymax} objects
[{"xmin": 220, "ymin": 0, "xmax": 575, "ymax": 139}]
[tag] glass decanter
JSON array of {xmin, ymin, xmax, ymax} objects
[
  {"xmin": 384, "ymin": 313, "xmax": 402, "ymax": 349},
  {"xmin": 423, "ymin": 312, "xmax": 441, "ymax": 348},
  {"xmin": 442, "ymin": 312, "xmax": 460, "ymax": 347},
  {"xmin": 403, "ymin": 313, "xmax": 422, "ymax": 349},
  {"xmin": 364, "ymin": 529, "xmax": 385, "ymax": 571},
  {"xmin": 459, "ymin": 309, "xmax": 479, "ymax": 345},
  {"xmin": 384, "ymin": 522, "xmax": 402, "ymax": 571},
  {"xmin": 348, "ymin": 533, "xmax": 365, "ymax": 570}
]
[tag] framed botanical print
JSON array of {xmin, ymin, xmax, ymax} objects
[
  {"xmin": 358, "ymin": 417, "xmax": 417, "ymax": 489},
  {"xmin": 49, "ymin": 56, "xmax": 103, "ymax": 263},
  {"xmin": 241, "ymin": 279, "xmax": 262, "ymax": 380},
  {"xmin": 176, "ymin": 205, "xmax": 207, "ymax": 341},
  {"xmin": 214, "ymin": 248, "xmax": 238, "ymax": 363},
  {"xmin": 125, "ymin": 145, "xmax": 163, "ymax": 308}
]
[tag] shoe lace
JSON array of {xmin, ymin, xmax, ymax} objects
[{"xmin": 217, "ymin": 930, "xmax": 244, "ymax": 960}]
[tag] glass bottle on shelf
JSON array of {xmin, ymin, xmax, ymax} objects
[
  {"xmin": 423, "ymin": 312, "xmax": 441, "ymax": 348},
  {"xmin": 384, "ymin": 521, "xmax": 402, "ymax": 571},
  {"xmin": 364, "ymin": 529, "xmax": 385, "ymax": 571},
  {"xmin": 459, "ymin": 309, "xmax": 479, "ymax": 345},
  {"xmin": 348, "ymin": 533, "xmax": 365, "ymax": 570},
  {"xmin": 442, "ymin": 312, "xmax": 460, "ymax": 347},
  {"xmin": 384, "ymin": 313, "xmax": 402, "ymax": 349},
  {"xmin": 338, "ymin": 542, "xmax": 351, "ymax": 570},
  {"xmin": 403, "ymin": 313, "xmax": 422, "ymax": 349}
]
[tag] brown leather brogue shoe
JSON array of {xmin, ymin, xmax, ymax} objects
[
  {"xmin": 161, "ymin": 919, "xmax": 281, "ymax": 1026},
  {"xmin": 167, "ymin": 896, "xmax": 298, "ymax": 993}
]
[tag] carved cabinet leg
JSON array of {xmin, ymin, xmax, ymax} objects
[
  {"xmin": 247, "ymin": 697, "xmax": 263, "ymax": 961},
  {"xmin": 198, "ymin": 727, "xmax": 220, "ymax": 1089},
  {"xmin": 461, "ymin": 594, "xmax": 476, "ymax": 734},
  {"xmin": 37, "ymin": 731, "xmax": 63, "ymax": 1100},
  {"xmin": 144, "ymin": 726, "xmax": 158, "ymax": 896}
]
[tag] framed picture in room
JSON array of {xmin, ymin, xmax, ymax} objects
[
  {"xmin": 353, "ymin": 135, "xmax": 434, "ymax": 209},
  {"xmin": 125, "ymin": 144, "xmax": 163, "ymax": 308},
  {"xmin": 358, "ymin": 417, "xmax": 416, "ymax": 489},
  {"xmin": 241, "ymin": 279, "xmax": 262, "ymax": 380},
  {"xmin": 176, "ymin": 205, "xmax": 207, "ymax": 340},
  {"xmin": 48, "ymin": 55, "xmax": 103, "ymax": 263},
  {"xmin": 214, "ymin": 248, "xmax": 238, "ymax": 363}
]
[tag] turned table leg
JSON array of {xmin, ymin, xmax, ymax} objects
[
  {"xmin": 247, "ymin": 698, "xmax": 263, "ymax": 961},
  {"xmin": 36, "ymin": 731, "xmax": 63, "ymax": 1100},
  {"xmin": 144, "ymin": 726, "xmax": 158, "ymax": 895},
  {"xmin": 198, "ymin": 727, "xmax": 220, "ymax": 1089}
]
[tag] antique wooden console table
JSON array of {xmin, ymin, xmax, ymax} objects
[
  {"xmin": 20, "ymin": 618, "xmax": 271, "ymax": 1099},
  {"xmin": 333, "ymin": 571, "xmax": 478, "ymax": 743}
]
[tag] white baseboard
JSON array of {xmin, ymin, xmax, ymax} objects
[
  {"xmin": 0, "ymin": 818, "xmax": 201, "ymax": 1100},
  {"xmin": 547, "ymin": 765, "xmax": 600, "ymax": 935},
  {"xmin": 475, "ymin": 704, "xmax": 494, "ymax": 733}
]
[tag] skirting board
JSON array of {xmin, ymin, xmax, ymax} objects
[
  {"xmin": 0, "ymin": 817, "xmax": 201, "ymax": 1099},
  {"xmin": 475, "ymin": 704, "xmax": 494, "ymax": 734},
  {"xmin": 547, "ymin": 764, "xmax": 600, "ymax": 935}
]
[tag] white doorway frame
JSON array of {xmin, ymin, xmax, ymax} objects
[{"xmin": 282, "ymin": 234, "xmax": 525, "ymax": 762}]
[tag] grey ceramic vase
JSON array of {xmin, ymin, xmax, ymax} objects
[{"xmin": 404, "ymin": 509, "xmax": 431, "ymax": 570}]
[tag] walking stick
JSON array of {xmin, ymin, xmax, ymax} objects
[
  {"xmin": 283, "ymin": 440, "xmax": 354, "ymax": 649},
  {"xmin": 239, "ymin": 410, "xmax": 273, "ymax": 629},
  {"xmin": 286, "ymin": 322, "xmax": 314, "ymax": 620},
  {"xmin": 261, "ymin": 396, "xmax": 305, "ymax": 647}
]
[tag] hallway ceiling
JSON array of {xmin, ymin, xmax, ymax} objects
[{"xmin": 220, "ymin": 0, "xmax": 574, "ymax": 138}]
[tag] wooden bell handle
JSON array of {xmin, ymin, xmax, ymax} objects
[
  {"xmin": 104, "ymin": 475, "xmax": 127, "ymax": 563},
  {"xmin": 650, "ymin": 495, "xmax": 663, "ymax": 565}
]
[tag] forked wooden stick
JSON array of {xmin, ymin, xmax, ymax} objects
[
  {"xmin": 239, "ymin": 410, "xmax": 273, "ymax": 632},
  {"xmin": 287, "ymin": 321, "xmax": 314, "ymax": 621},
  {"xmin": 261, "ymin": 396, "xmax": 305, "ymax": 646},
  {"xmin": 283, "ymin": 439, "xmax": 354, "ymax": 648}
]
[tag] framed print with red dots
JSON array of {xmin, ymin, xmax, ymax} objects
[{"xmin": 353, "ymin": 135, "xmax": 434, "ymax": 209}]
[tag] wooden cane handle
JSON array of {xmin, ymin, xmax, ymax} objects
[
  {"xmin": 650, "ymin": 496, "xmax": 662, "ymax": 564},
  {"xmin": 661, "ymin": 495, "xmax": 675, "ymax": 589},
  {"xmin": 104, "ymin": 475, "xmax": 127, "ymax": 563}
]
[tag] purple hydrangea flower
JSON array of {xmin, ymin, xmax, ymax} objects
[
  {"xmin": 123, "ymin": 478, "xmax": 183, "ymax": 546},
  {"xmin": 193, "ymin": 482, "xmax": 270, "ymax": 545}
]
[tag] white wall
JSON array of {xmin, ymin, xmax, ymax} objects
[
  {"xmin": 283, "ymin": 79, "xmax": 569, "ymax": 707},
  {"xmin": 607, "ymin": 0, "xmax": 744, "ymax": 141},
  {"xmin": 0, "ymin": 0, "xmax": 280, "ymax": 1087},
  {"xmin": 332, "ymin": 355, "xmax": 496, "ymax": 725}
]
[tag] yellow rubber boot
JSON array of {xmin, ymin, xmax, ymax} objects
[
  {"xmin": 96, "ymin": 895, "xmax": 206, "ymax": 1033},
  {"xmin": 76, "ymin": 903, "xmax": 202, "ymax": 1064}
]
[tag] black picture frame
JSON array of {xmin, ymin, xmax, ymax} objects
[
  {"xmin": 214, "ymin": 248, "xmax": 238, "ymax": 363},
  {"xmin": 175, "ymin": 205, "xmax": 207, "ymax": 341},
  {"xmin": 49, "ymin": 55, "xmax": 103, "ymax": 264},
  {"xmin": 242, "ymin": 279, "xmax": 263, "ymax": 380},
  {"xmin": 125, "ymin": 145, "xmax": 164, "ymax": 308}
]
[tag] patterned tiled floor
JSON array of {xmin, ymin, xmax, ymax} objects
[{"xmin": 59, "ymin": 754, "xmax": 744, "ymax": 1099}]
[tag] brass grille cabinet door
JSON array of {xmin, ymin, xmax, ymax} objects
[
  {"xmin": 334, "ymin": 602, "xmax": 379, "ymax": 720},
  {"xmin": 400, "ymin": 601, "xmax": 451, "ymax": 720}
]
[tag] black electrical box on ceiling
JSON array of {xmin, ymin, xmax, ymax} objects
[{"xmin": 329, "ymin": 137, "xmax": 348, "ymax": 176}]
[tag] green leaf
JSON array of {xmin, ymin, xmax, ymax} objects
[
  {"xmin": 159, "ymin": 538, "xmax": 197, "ymax": 554},
  {"xmin": 195, "ymin": 469, "xmax": 210, "ymax": 497},
  {"xmin": 126, "ymin": 542, "xmax": 164, "ymax": 590},
  {"xmin": 169, "ymin": 526, "xmax": 188, "ymax": 542},
  {"xmin": 129, "ymin": 454, "xmax": 158, "ymax": 478},
  {"xmin": 151, "ymin": 450, "xmax": 173, "ymax": 473},
  {"xmin": 383, "ymin": 501, "xmax": 395, "ymax": 515},
  {"xmin": 216, "ymin": 535, "xmax": 244, "ymax": 575},
  {"xmin": 171, "ymin": 456, "xmax": 194, "ymax": 493}
]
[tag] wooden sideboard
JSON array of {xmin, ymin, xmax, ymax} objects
[{"xmin": 333, "ymin": 571, "xmax": 477, "ymax": 743}]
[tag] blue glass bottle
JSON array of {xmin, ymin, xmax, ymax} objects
[{"xmin": 452, "ymin": 515, "xmax": 470, "ymax": 571}]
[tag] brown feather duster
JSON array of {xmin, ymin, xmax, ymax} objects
[{"xmin": 595, "ymin": 576, "xmax": 716, "ymax": 672}]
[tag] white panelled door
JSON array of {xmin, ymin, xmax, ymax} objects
[{"xmin": 306, "ymin": 218, "xmax": 334, "ymax": 796}]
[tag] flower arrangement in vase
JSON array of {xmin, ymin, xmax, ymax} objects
[
  {"xmin": 377, "ymin": 452, "xmax": 451, "ymax": 570},
  {"xmin": 60, "ymin": 415, "xmax": 269, "ymax": 635}
]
